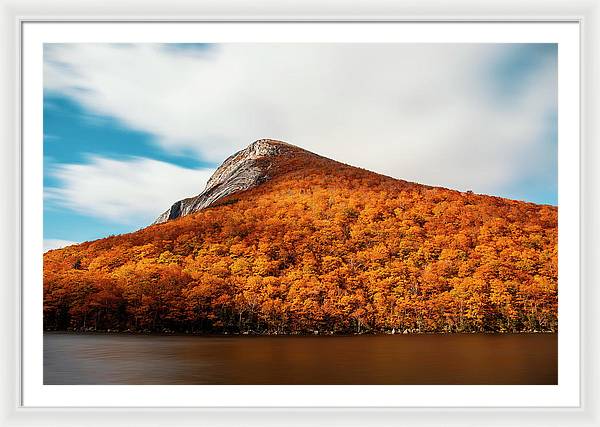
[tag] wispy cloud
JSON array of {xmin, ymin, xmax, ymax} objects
[
  {"xmin": 45, "ymin": 156, "xmax": 214, "ymax": 223},
  {"xmin": 44, "ymin": 239, "xmax": 78, "ymax": 252},
  {"xmin": 43, "ymin": 43, "xmax": 556, "ymax": 197},
  {"xmin": 43, "ymin": 133, "xmax": 60, "ymax": 142}
]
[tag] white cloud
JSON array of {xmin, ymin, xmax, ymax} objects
[
  {"xmin": 46, "ymin": 156, "xmax": 215, "ymax": 223},
  {"xmin": 44, "ymin": 43, "xmax": 556, "ymax": 195},
  {"xmin": 44, "ymin": 239, "xmax": 78, "ymax": 252}
]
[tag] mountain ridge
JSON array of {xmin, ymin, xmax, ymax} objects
[{"xmin": 154, "ymin": 138, "xmax": 554, "ymax": 226}]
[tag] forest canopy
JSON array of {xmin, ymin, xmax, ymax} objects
[{"xmin": 44, "ymin": 148, "xmax": 558, "ymax": 334}]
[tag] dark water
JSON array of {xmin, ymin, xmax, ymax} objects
[{"xmin": 44, "ymin": 333, "xmax": 557, "ymax": 385}]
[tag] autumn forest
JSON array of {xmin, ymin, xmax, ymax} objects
[{"xmin": 43, "ymin": 144, "xmax": 558, "ymax": 335}]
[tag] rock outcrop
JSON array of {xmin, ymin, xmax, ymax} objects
[{"xmin": 153, "ymin": 139, "xmax": 294, "ymax": 224}]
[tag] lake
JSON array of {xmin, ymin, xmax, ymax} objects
[{"xmin": 44, "ymin": 332, "xmax": 557, "ymax": 385}]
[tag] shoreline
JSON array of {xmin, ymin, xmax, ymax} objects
[{"xmin": 43, "ymin": 329, "xmax": 558, "ymax": 337}]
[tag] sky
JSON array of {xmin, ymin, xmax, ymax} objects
[{"xmin": 43, "ymin": 43, "xmax": 558, "ymax": 251}]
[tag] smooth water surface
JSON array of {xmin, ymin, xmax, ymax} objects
[{"xmin": 44, "ymin": 333, "xmax": 557, "ymax": 385}]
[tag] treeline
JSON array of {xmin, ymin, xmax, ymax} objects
[{"xmin": 44, "ymin": 153, "xmax": 558, "ymax": 334}]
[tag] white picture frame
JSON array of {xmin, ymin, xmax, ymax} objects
[{"xmin": 1, "ymin": 0, "xmax": 598, "ymax": 426}]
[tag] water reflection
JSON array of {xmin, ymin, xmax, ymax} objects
[{"xmin": 44, "ymin": 333, "xmax": 557, "ymax": 385}]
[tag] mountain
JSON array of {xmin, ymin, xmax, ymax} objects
[{"xmin": 43, "ymin": 139, "xmax": 558, "ymax": 335}]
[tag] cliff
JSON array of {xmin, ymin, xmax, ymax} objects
[{"xmin": 154, "ymin": 139, "xmax": 301, "ymax": 224}]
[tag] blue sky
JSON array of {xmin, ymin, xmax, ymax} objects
[
  {"xmin": 43, "ymin": 96, "xmax": 216, "ymax": 244},
  {"xmin": 43, "ymin": 43, "xmax": 557, "ymax": 251}
]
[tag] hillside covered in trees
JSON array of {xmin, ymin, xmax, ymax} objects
[{"xmin": 43, "ymin": 140, "xmax": 558, "ymax": 334}]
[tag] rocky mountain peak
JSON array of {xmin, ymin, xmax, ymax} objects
[{"xmin": 153, "ymin": 139, "xmax": 296, "ymax": 224}]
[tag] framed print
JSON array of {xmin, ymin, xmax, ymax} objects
[{"xmin": 1, "ymin": 0, "xmax": 599, "ymax": 426}]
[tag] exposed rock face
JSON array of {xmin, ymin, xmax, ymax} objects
[{"xmin": 153, "ymin": 139, "xmax": 292, "ymax": 224}]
